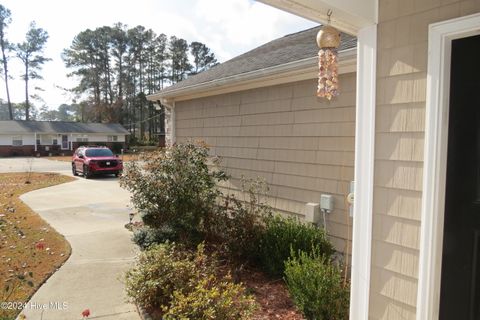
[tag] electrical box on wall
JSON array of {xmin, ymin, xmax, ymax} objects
[
  {"xmin": 305, "ymin": 203, "xmax": 321, "ymax": 224},
  {"xmin": 320, "ymin": 194, "xmax": 334, "ymax": 212},
  {"xmin": 348, "ymin": 181, "xmax": 355, "ymax": 217}
]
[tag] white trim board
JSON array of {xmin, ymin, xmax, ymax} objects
[
  {"xmin": 349, "ymin": 23, "xmax": 377, "ymax": 320},
  {"xmin": 417, "ymin": 13, "xmax": 480, "ymax": 320}
]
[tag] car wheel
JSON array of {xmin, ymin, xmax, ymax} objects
[
  {"xmin": 83, "ymin": 165, "xmax": 91, "ymax": 179},
  {"xmin": 72, "ymin": 163, "xmax": 78, "ymax": 176}
]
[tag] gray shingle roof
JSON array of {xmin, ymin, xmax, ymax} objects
[
  {"xmin": 157, "ymin": 26, "xmax": 356, "ymax": 95},
  {"xmin": 0, "ymin": 121, "xmax": 130, "ymax": 134}
]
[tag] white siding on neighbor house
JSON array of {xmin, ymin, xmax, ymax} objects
[
  {"xmin": 73, "ymin": 134, "xmax": 125, "ymax": 142},
  {"xmin": 0, "ymin": 133, "xmax": 125, "ymax": 145},
  {"xmin": 0, "ymin": 134, "xmax": 35, "ymax": 145},
  {"xmin": 174, "ymin": 74, "xmax": 356, "ymax": 251},
  {"xmin": 39, "ymin": 134, "xmax": 58, "ymax": 145}
]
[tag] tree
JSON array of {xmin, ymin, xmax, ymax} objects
[
  {"xmin": 0, "ymin": 5, "xmax": 12, "ymax": 119},
  {"xmin": 189, "ymin": 41, "xmax": 217, "ymax": 75},
  {"xmin": 63, "ymin": 23, "xmax": 216, "ymax": 144},
  {"xmin": 16, "ymin": 22, "xmax": 50, "ymax": 120},
  {"xmin": 38, "ymin": 103, "xmax": 80, "ymax": 121},
  {"xmin": 169, "ymin": 36, "xmax": 191, "ymax": 83}
]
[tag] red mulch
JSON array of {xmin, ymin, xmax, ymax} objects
[
  {"xmin": 239, "ymin": 268, "xmax": 304, "ymax": 320},
  {"xmin": 144, "ymin": 266, "xmax": 304, "ymax": 320}
]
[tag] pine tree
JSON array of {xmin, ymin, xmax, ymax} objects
[
  {"xmin": 0, "ymin": 4, "xmax": 13, "ymax": 119},
  {"xmin": 16, "ymin": 22, "xmax": 50, "ymax": 120}
]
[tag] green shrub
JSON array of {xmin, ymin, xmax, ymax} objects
[
  {"xmin": 284, "ymin": 250, "xmax": 349, "ymax": 320},
  {"xmin": 164, "ymin": 275, "xmax": 257, "ymax": 320},
  {"xmin": 258, "ymin": 215, "xmax": 334, "ymax": 277},
  {"xmin": 214, "ymin": 178, "xmax": 271, "ymax": 267},
  {"xmin": 120, "ymin": 142, "xmax": 227, "ymax": 245},
  {"xmin": 125, "ymin": 242, "xmax": 256, "ymax": 319},
  {"xmin": 132, "ymin": 226, "xmax": 178, "ymax": 249},
  {"xmin": 124, "ymin": 243, "xmax": 200, "ymax": 309}
]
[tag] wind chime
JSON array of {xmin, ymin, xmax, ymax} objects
[{"xmin": 316, "ymin": 10, "xmax": 341, "ymax": 100}]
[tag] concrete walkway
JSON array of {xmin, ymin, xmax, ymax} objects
[{"xmin": 7, "ymin": 158, "xmax": 141, "ymax": 319}]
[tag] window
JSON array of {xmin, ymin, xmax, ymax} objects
[
  {"xmin": 108, "ymin": 135, "xmax": 118, "ymax": 142},
  {"xmin": 12, "ymin": 136, "xmax": 23, "ymax": 146},
  {"xmin": 76, "ymin": 135, "xmax": 88, "ymax": 142},
  {"xmin": 52, "ymin": 139, "xmax": 58, "ymax": 145}
]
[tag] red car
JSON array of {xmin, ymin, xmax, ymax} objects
[{"xmin": 72, "ymin": 146, "xmax": 123, "ymax": 178}]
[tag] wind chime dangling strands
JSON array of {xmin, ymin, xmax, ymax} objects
[{"xmin": 316, "ymin": 11, "xmax": 341, "ymax": 100}]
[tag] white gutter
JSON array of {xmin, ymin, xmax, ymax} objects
[{"xmin": 147, "ymin": 48, "xmax": 356, "ymax": 102}]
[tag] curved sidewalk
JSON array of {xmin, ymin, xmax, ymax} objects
[{"xmin": 18, "ymin": 175, "xmax": 140, "ymax": 320}]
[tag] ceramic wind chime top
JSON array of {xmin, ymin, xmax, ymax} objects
[{"xmin": 316, "ymin": 13, "xmax": 341, "ymax": 100}]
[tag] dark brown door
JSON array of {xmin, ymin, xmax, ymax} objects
[
  {"xmin": 440, "ymin": 34, "xmax": 480, "ymax": 320},
  {"xmin": 61, "ymin": 134, "xmax": 69, "ymax": 149}
]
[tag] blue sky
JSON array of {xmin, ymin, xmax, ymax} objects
[{"xmin": 1, "ymin": 0, "xmax": 316, "ymax": 108}]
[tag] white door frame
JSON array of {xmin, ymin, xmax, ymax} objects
[{"xmin": 417, "ymin": 13, "xmax": 480, "ymax": 320}]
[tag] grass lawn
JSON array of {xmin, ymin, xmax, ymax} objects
[{"xmin": 0, "ymin": 173, "xmax": 75, "ymax": 320}]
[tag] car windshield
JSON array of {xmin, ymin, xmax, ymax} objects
[{"xmin": 85, "ymin": 148, "xmax": 114, "ymax": 157}]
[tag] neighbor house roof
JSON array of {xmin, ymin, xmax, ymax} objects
[
  {"xmin": 0, "ymin": 121, "xmax": 130, "ymax": 135},
  {"xmin": 148, "ymin": 26, "xmax": 356, "ymax": 102}
]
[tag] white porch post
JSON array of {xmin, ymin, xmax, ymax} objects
[
  {"xmin": 70, "ymin": 133, "xmax": 73, "ymax": 150},
  {"xmin": 171, "ymin": 101, "xmax": 176, "ymax": 145},
  {"xmin": 350, "ymin": 23, "xmax": 377, "ymax": 320},
  {"xmin": 34, "ymin": 132, "xmax": 37, "ymax": 152},
  {"xmin": 161, "ymin": 99, "xmax": 176, "ymax": 146}
]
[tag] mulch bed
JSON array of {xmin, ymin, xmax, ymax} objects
[{"xmin": 239, "ymin": 268, "xmax": 304, "ymax": 320}]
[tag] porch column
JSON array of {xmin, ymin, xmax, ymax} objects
[
  {"xmin": 34, "ymin": 132, "xmax": 37, "ymax": 152},
  {"xmin": 350, "ymin": 23, "xmax": 377, "ymax": 320}
]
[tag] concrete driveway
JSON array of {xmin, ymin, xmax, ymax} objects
[{"xmin": 1, "ymin": 158, "xmax": 141, "ymax": 319}]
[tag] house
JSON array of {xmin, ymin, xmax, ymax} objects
[
  {"xmin": 149, "ymin": 1, "xmax": 480, "ymax": 319},
  {"xmin": 0, "ymin": 120, "xmax": 130, "ymax": 157},
  {"xmin": 149, "ymin": 26, "xmax": 356, "ymax": 251}
]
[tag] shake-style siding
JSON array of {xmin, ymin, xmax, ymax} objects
[
  {"xmin": 174, "ymin": 74, "xmax": 356, "ymax": 251},
  {"xmin": 370, "ymin": 1, "xmax": 480, "ymax": 319}
]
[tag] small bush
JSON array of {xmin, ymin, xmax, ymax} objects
[
  {"xmin": 132, "ymin": 226, "xmax": 178, "ymax": 249},
  {"xmin": 125, "ymin": 242, "xmax": 256, "ymax": 319},
  {"xmin": 258, "ymin": 215, "xmax": 334, "ymax": 277},
  {"xmin": 284, "ymin": 250, "xmax": 349, "ymax": 320},
  {"xmin": 120, "ymin": 142, "xmax": 228, "ymax": 245},
  {"xmin": 164, "ymin": 275, "xmax": 257, "ymax": 320},
  {"xmin": 124, "ymin": 243, "xmax": 200, "ymax": 309},
  {"xmin": 214, "ymin": 177, "xmax": 271, "ymax": 267}
]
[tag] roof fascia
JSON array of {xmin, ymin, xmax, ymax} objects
[{"xmin": 148, "ymin": 48, "xmax": 356, "ymax": 103}]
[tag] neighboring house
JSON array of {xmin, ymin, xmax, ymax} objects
[
  {"xmin": 149, "ymin": 27, "xmax": 357, "ymax": 251},
  {"xmin": 0, "ymin": 120, "xmax": 129, "ymax": 157},
  {"xmin": 149, "ymin": 1, "xmax": 480, "ymax": 319}
]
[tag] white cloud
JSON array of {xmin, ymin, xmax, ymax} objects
[{"xmin": 0, "ymin": 0, "xmax": 316, "ymax": 108}]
